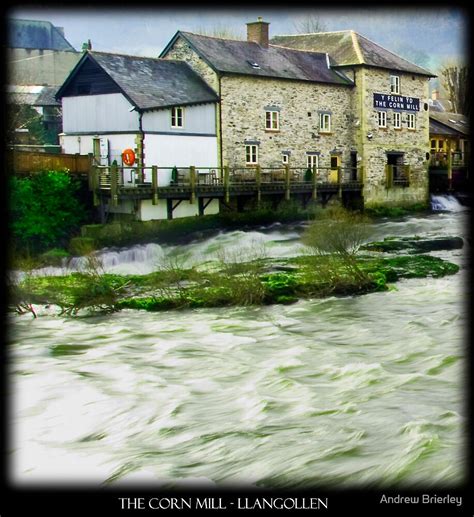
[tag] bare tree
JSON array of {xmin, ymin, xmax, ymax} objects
[
  {"xmin": 292, "ymin": 14, "xmax": 327, "ymax": 34},
  {"xmin": 439, "ymin": 63, "xmax": 470, "ymax": 116},
  {"xmin": 194, "ymin": 25, "xmax": 243, "ymax": 40}
]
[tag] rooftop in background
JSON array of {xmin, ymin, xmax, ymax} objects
[
  {"xmin": 7, "ymin": 85, "xmax": 61, "ymax": 106},
  {"xmin": 56, "ymin": 50, "xmax": 220, "ymax": 110},
  {"xmin": 429, "ymin": 111, "xmax": 469, "ymax": 137},
  {"xmin": 160, "ymin": 31, "xmax": 354, "ymax": 86},
  {"xmin": 270, "ymin": 30, "xmax": 436, "ymax": 77},
  {"xmin": 9, "ymin": 18, "xmax": 77, "ymax": 51}
]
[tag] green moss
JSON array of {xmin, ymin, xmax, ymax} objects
[
  {"xmin": 69, "ymin": 237, "xmax": 97, "ymax": 256},
  {"xmin": 13, "ymin": 249, "xmax": 459, "ymax": 315},
  {"xmin": 365, "ymin": 203, "xmax": 429, "ymax": 218}
]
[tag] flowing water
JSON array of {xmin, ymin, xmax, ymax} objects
[{"xmin": 7, "ymin": 196, "xmax": 470, "ymax": 488}]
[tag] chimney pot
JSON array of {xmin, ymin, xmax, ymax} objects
[{"xmin": 246, "ymin": 18, "xmax": 270, "ymax": 48}]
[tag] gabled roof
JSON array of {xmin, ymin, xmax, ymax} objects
[
  {"xmin": 160, "ymin": 31, "xmax": 354, "ymax": 86},
  {"xmin": 8, "ymin": 18, "xmax": 76, "ymax": 51},
  {"xmin": 429, "ymin": 111, "xmax": 469, "ymax": 137},
  {"xmin": 56, "ymin": 51, "xmax": 219, "ymax": 111},
  {"xmin": 270, "ymin": 30, "xmax": 436, "ymax": 77}
]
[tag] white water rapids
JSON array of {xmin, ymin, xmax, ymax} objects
[{"xmin": 7, "ymin": 195, "xmax": 470, "ymax": 488}]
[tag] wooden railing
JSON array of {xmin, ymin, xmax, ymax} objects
[
  {"xmin": 91, "ymin": 164, "xmax": 363, "ymax": 206},
  {"xmin": 429, "ymin": 151, "xmax": 469, "ymax": 168},
  {"xmin": 7, "ymin": 150, "xmax": 92, "ymax": 175}
]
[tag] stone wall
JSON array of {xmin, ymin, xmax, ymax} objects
[
  {"xmin": 164, "ymin": 37, "xmax": 220, "ymax": 92},
  {"xmin": 220, "ymin": 75, "xmax": 355, "ymax": 173},
  {"xmin": 354, "ymin": 67, "xmax": 430, "ymax": 206},
  {"xmin": 164, "ymin": 36, "xmax": 431, "ymax": 207}
]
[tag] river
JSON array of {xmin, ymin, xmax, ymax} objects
[{"xmin": 7, "ymin": 197, "xmax": 469, "ymax": 489}]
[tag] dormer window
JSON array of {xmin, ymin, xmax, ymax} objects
[
  {"xmin": 247, "ymin": 60, "xmax": 260, "ymax": 69},
  {"xmin": 390, "ymin": 75, "xmax": 400, "ymax": 94}
]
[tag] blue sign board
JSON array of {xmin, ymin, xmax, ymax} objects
[{"xmin": 373, "ymin": 93, "xmax": 420, "ymax": 111}]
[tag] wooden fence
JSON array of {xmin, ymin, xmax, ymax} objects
[{"xmin": 7, "ymin": 150, "xmax": 92, "ymax": 175}]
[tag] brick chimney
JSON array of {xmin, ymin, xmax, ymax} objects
[
  {"xmin": 246, "ymin": 17, "xmax": 270, "ymax": 48},
  {"xmin": 431, "ymin": 89, "xmax": 440, "ymax": 100}
]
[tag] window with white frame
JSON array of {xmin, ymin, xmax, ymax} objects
[
  {"xmin": 377, "ymin": 111, "xmax": 387, "ymax": 128},
  {"xmin": 282, "ymin": 153, "xmax": 289, "ymax": 164},
  {"xmin": 171, "ymin": 106, "xmax": 184, "ymax": 128},
  {"xmin": 306, "ymin": 154, "xmax": 319, "ymax": 169},
  {"xmin": 393, "ymin": 112, "xmax": 401, "ymax": 129},
  {"xmin": 245, "ymin": 144, "xmax": 259, "ymax": 164},
  {"xmin": 319, "ymin": 112, "xmax": 331, "ymax": 133},
  {"xmin": 407, "ymin": 113, "xmax": 416, "ymax": 130},
  {"xmin": 265, "ymin": 110, "xmax": 279, "ymax": 131},
  {"xmin": 390, "ymin": 75, "xmax": 400, "ymax": 94}
]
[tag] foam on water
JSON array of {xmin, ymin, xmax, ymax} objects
[
  {"xmin": 8, "ymin": 211, "xmax": 468, "ymax": 487},
  {"xmin": 430, "ymin": 194, "xmax": 467, "ymax": 212}
]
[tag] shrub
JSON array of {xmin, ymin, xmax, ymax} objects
[
  {"xmin": 302, "ymin": 207, "xmax": 373, "ymax": 285},
  {"xmin": 9, "ymin": 170, "xmax": 87, "ymax": 253}
]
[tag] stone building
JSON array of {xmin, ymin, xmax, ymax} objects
[
  {"xmin": 7, "ymin": 19, "xmax": 81, "ymax": 146},
  {"xmin": 161, "ymin": 19, "xmax": 436, "ymax": 208}
]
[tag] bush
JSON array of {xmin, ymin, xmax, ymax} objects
[
  {"xmin": 10, "ymin": 170, "xmax": 87, "ymax": 253},
  {"xmin": 302, "ymin": 207, "xmax": 373, "ymax": 285}
]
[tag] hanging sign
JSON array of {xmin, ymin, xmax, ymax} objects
[
  {"xmin": 373, "ymin": 93, "xmax": 420, "ymax": 111},
  {"xmin": 122, "ymin": 148, "xmax": 136, "ymax": 166}
]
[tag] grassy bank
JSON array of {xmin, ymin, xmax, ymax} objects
[{"xmin": 10, "ymin": 253, "xmax": 459, "ymax": 316}]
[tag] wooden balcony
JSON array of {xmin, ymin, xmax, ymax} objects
[{"xmin": 91, "ymin": 164, "xmax": 364, "ymax": 207}]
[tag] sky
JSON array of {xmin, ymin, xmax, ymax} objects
[{"xmin": 7, "ymin": 6, "xmax": 468, "ymax": 74}]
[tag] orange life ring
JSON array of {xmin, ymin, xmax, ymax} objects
[{"xmin": 122, "ymin": 148, "xmax": 136, "ymax": 166}]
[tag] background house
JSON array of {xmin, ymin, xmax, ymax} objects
[
  {"xmin": 7, "ymin": 18, "xmax": 81, "ymax": 147},
  {"xmin": 428, "ymin": 90, "xmax": 469, "ymax": 193}
]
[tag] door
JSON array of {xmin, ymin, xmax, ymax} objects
[{"xmin": 329, "ymin": 154, "xmax": 341, "ymax": 183}]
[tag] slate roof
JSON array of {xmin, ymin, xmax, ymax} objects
[
  {"xmin": 57, "ymin": 51, "xmax": 219, "ymax": 110},
  {"xmin": 270, "ymin": 30, "xmax": 436, "ymax": 77},
  {"xmin": 9, "ymin": 18, "xmax": 76, "ymax": 51},
  {"xmin": 428, "ymin": 98, "xmax": 454, "ymax": 113},
  {"xmin": 429, "ymin": 111, "xmax": 469, "ymax": 136},
  {"xmin": 160, "ymin": 32, "xmax": 354, "ymax": 85}
]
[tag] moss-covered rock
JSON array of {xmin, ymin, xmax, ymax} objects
[
  {"xmin": 12, "ymin": 247, "xmax": 460, "ymax": 315},
  {"xmin": 361, "ymin": 236, "xmax": 464, "ymax": 254}
]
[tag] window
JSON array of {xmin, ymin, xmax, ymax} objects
[
  {"xmin": 307, "ymin": 154, "xmax": 319, "ymax": 169},
  {"xmin": 390, "ymin": 75, "xmax": 400, "ymax": 94},
  {"xmin": 377, "ymin": 111, "xmax": 387, "ymax": 128},
  {"xmin": 393, "ymin": 112, "xmax": 401, "ymax": 129},
  {"xmin": 245, "ymin": 144, "xmax": 258, "ymax": 164},
  {"xmin": 282, "ymin": 153, "xmax": 289, "ymax": 165},
  {"xmin": 319, "ymin": 113, "xmax": 331, "ymax": 133},
  {"xmin": 265, "ymin": 110, "xmax": 279, "ymax": 131},
  {"xmin": 171, "ymin": 107, "xmax": 184, "ymax": 128},
  {"xmin": 407, "ymin": 113, "xmax": 416, "ymax": 130}
]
